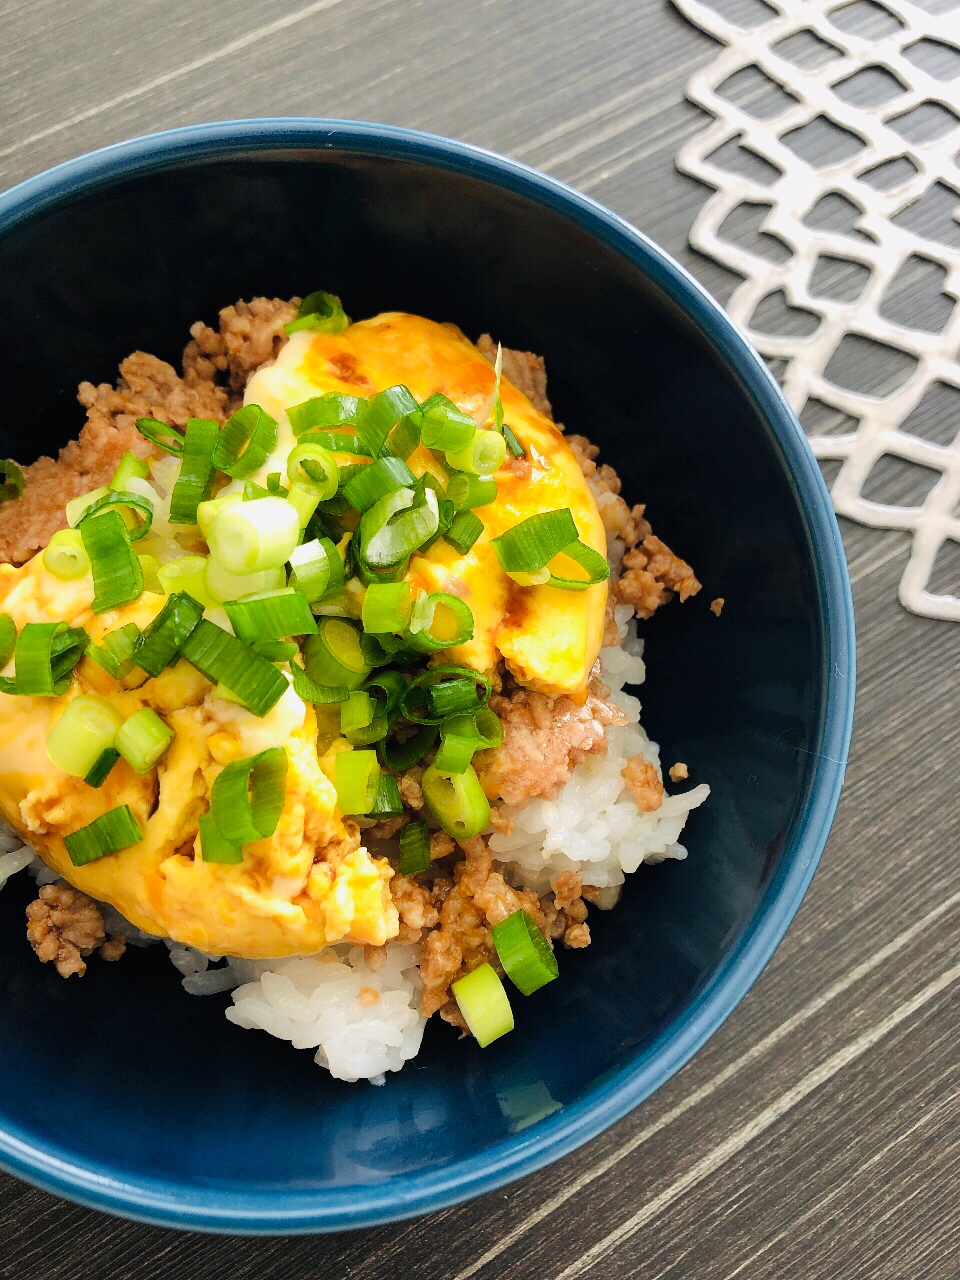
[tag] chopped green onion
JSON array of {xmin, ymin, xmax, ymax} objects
[
  {"xmin": 64, "ymin": 803, "xmax": 143, "ymax": 867},
  {"xmin": 491, "ymin": 343, "xmax": 504, "ymax": 433},
  {"xmin": 169, "ymin": 418, "xmax": 219, "ymax": 524},
  {"xmin": 384, "ymin": 413, "xmax": 422, "ymax": 461},
  {"xmin": 110, "ymin": 451, "xmax": 150, "ymax": 490},
  {"xmin": 422, "ymin": 763, "xmax": 490, "ymax": 839},
  {"xmin": 156, "ymin": 556, "xmax": 213, "ymax": 606},
  {"xmin": 0, "ymin": 614, "xmax": 16, "ymax": 668},
  {"xmin": 399, "ymin": 819, "xmax": 431, "ymax": 874},
  {"xmin": 435, "ymin": 718, "xmax": 479, "ymax": 773},
  {"xmin": 197, "ymin": 492, "xmax": 243, "ymax": 540},
  {"xmin": 284, "ymin": 290, "xmax": 349, "ymax": 336},
  {"xmin": 225, "ymin": 587, "xmax": 318, "ymax": 644},
  {"xmin": 503, "ymin": 424, "xmax": 526, "ymax": 458},
  {"xmin": 362, "ymin": 669, "xmax": 408, "ymax": 721},
  {"xmin": 444, "ymin": 510, "xmax": 484, "ymax": 556},
  {"xmin": 288, "ymin": 660, "xmax": 349, "ymax": 705},
  {"xmin": 341, "ymin": 690, "xmax": 374, "ymax": 734},
  {"xmin": 446, "ymin": 429, "xmax": 507, "ymax": 477},
  {"xmin": 136, "ymin": 417, "xmax": 184, "ymax": 456},
  {"xmin": 404, "ymin": 592, "xmax": 474, "ymax": 654},
  {"xmin": 368, "ymin": 772, "xmax": 403, "ymax": 817},
  {"xmin": 213, "ymin": 404, "xmax": 279, "ymax": 480},
  {"xmin": 452, "ymin": 962, "xmax": 513, "ymax": 1047},
  {"xmin": 357, "ymin": 385, "xmax": 419, "ymax": 458},
  {"xmin": 492, "ymin": 909, "xmax": 559, "ymax": 995},
  {"xmin": 133, "ymin": 592, "xmax": 205, "ymax": 677},
  {"xmin": 0, "ymin": 459, "xmax": 24, "ymax": 502},
  {"xmin": 198, "ymin": 811, "xmax": 243, "ymax": 863},
  {"xmin": 182, "ymin": 620, "xmax": 288, "ymax": 717},
  {"xmin": 138, "ymin": 553, "xmax": 163, "ymax": 594},
  {"xmin": 43, "ymin": 529, "xmax": 91, "ymax": 580},
  {"xmin": 334, "ymin": 750, "xmax": 381, "ymax": 815},
  {"xmin": 115, "ymin": 707, "xmax": 174, "ymax": 774},
  {"xmin": 289, "ymin": 537, "xmax": 343, "ymax": 604},
  {"xmin": 491, "ymin": 508, "xmax": 610, "ymax": 590},
  {"xmin": 303, "ymin": 617, "xmax": 372, "ymax": 690},
  {"xmin": 209, "ymin": 746, "xmax": 287, "ymax": 844},
  {"xmin": 208, "ymin": 496, "xmax": 300, "ymax": 575},
  {"xmin": 428, "ymin": 676, "xmax": 482, "ymax": 718},
  {"xmin": 287, "ymin": 440, "xmax": 339, "ymax": 500},
  {"xmin": 254, "ymin": 640, "xmax": 299, "ymax": 662},
  {"xmin": 288, "ymin": 393, "xmax": 362, "ymax": 437},
  {"xmin": 356, "ymin": 485, "xmax": 440, "ymax": 570},
  {"xmin": 80, "ymin": 489, "xmax": 154, "ymax": 541},
  {"xmin": 80, "ymin": 508, "xmax": 144, "ymax": 613},
  {"xmin": 9, "ymin": 622, "xmax": 88, "ymax": 696},
  {"xmin": 342, "ymin": 456, "xmax": 415, "ymax": 513},
  {"xmin": 86, "ymin": 622, "xmax": 141, "ymax": 680},
  {"xmin": 46, "ymin": 696, "xmax": 123, "ymax": 777},
  {"xmin": 361, "ymin": 581, "xmax": 412, "ymax": 635},
  {"xmin": 420, "ymin": 394, "xmax": 477, "ymax": 452},
  {"xmin": 378, "ymin": 723, "xmax": 438, "ymax": 770},
  {"xmin": 344, "ymin": 701, "xmax": 388, "ymax": 746},
  {"xmin": 285, "ymin": 481, "xmax": 320, "ymax": 530},
  {"xmin": 473, "ymin": 706, "xmax": 504, "ymax": 749},
  {"xmin": 204, "ymin": 559, "xmax": 285, "ymax": 605},
  {"xmin": 297, "ymin": 430, "xmax": 366, "ymax": 456},
  {"xmin": 400, "ymin": 665, "xmax": 491, "ymax": 724},
  {"xmin": 84, "ymin": 747, "xmax": 121, "ymax": 788},
  {"xmin": 447, "ymin": 474, "xmax": 497, "ymax": 511},
  {"xmin": 66, "ymin": 486, "xmax": 110, "ymax": 528}
]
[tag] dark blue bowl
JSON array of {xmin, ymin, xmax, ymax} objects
[{"xmin": 0, "ymin": 119, "xmax": 854, "ymax": 1232}]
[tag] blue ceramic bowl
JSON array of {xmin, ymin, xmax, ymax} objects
[{"xmin": 0, "ymin": 120, "xmax": 854, "ymax": 1232}]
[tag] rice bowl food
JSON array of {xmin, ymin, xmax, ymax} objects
[{"xmin": 0, "ymin": 293, "xmax": 709, "ymax": 1084}]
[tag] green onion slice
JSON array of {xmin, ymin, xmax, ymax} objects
[
  {"xmin": 156, "ymin": 556, "xmax": 212, "ymax": 606},
  {"xmin": 491, "ymin": 508, "xmax": 610, "ymax": 591},
  {"xmin": 81, "ymin": 489, "xmax": 154, "ymax": 541},
  {"xmin": 420, "ymin": 394, "xmax": 477, "ymax": 452},
  {"xmin": 296, "ymin": 430, "xmax": 366, "ymax": 456},
  {"xmin": 341, "ymin": 690, "xmax": 388, "ymax": 746},
  {"xmin": 213, "ymin": 404, "xmax": 279, "ymax": 480},
  {"xmin": 361, "ymin": 581, "xmax": 413, "ymax": 635},
  {"xmin": 209, "ymin": 746, "xmax": 288, "ymax": 845},
  {"xmin": 0, "ymin": 614, "xmax": 16, "ymax": 668},
  {"xmin": 284, "ymin": 290, "xmax": 349, "ymax": 336},
  {"xmin": 80, "ymin": 508, "xmax": 144, "ymax": 613},
  {"xmin": 503, "ymin": 424, "xmax": 526, "ymax": 458},
  {"xmin": 225, "ymin": 587, "xmax": 318, "ymax": 645},
  {"xmin": 198, "ymin": 811, "xmax": 243, "ymax": 864},
  {"xmin": 9, "ymin": 622, "xmax": 88, "ymax": 696},
  {"xmin": 110, "ymin": 451, "xmax": 150, "ymax": 490},
  {"xmin": 357, "ymin": 385, "xmax": 419, "ymax": 458},
  {"xmin": 399, "ymin": 819, "xmax": 431, "ymax": 874},
  {"xmin": 288, "ymin": 660, "xmax": 349, "ymax": 706},
  {"xmin": 204, "ymin": 559, "xmax": 285, "ymax": 606},
  {"xmin": 342, "ymin": 456, "xmax": 415, "ymax": 513},
  {"xmin": 288, "ymin": 393, "xmax": 363, "ymax": 438},
  {"xmin": 384, "ymin": 413, "xmax": 422, "ymax": 461},
  {"xmin": 84, "ymin": 746, "xmax": 121, "ymax": 789},
  {"xmin": 452, "ymin": 962, "xmax": 513, "ymax": 1048},
  {"xmin": 444, "ymin": 510, "xmax": 484, "ymax": 556},
  {"xmin": 115, "ymin": 707, "xmax": 174, "ymax": 774},
  {"xmin": 287, "ymin": 441, "xmax": 339, "ymax": 500},
  {"xmin": 356, "ymin": 485, "xmax": 440, "ymax": 571},
  {"xmin": 377, "ymin": 723, "xmax": 438, "ymax": 771},
  {"xmin": 289, "ymin": 537, "xmax": 344, "ymax": 605},
  {"xmin": 43, "ymin": 529, "xmax": 91, "ymax": 580},
  {"xmin": 491, "ymin": 343, "xmax": 504, "ymax": 432},
  {"xmin": 446, "ymin": 429, "xmax": 507, "ymax": 478},
  {"xmin": 136, "ymin": 417, "xmax": 185, "ymax": 456},
  {"xmin": 86, "ymin": 622, "xmax": 141, "ymax": 681},
  {"xmin": 492, "ymin": 909, "xmax": 559, "ymax": 995},
  {"xmin": 254, "ymin": 640, "xmax": 299, "ymax": 662},
  {"xmin": 368, "ymin": 771, "xmax": 403, "ymax": 818},
  {"xmin": 334, "ymin": 749, "xmax": 381, "ymax": 815},
  {"xmin": 400, "ymin": 665, "xmax": 491, "ymax": 725},
  {"xmin": 65, "ymin": 487, "xmax": 109, "ymax": 529},
  {"xmin": 197, "ymin": 492, "xmax": 243, "ymax": 540},
  {"xmin": 303, "ymin": 617, "xmax": 372, "ymax": 690},
  {"xmin": 208, "ymin": 496, "xmax": 300, "ymax": 575},
  {"xmin": 133, "ymin": 592, "xmax": 205, "ymax": 677},
  {"xmin": 46, "ymin": 695, "xmax": 123, "ymax": 777},
  {"xmin": 64, "ymin": 804, "xmax": 143, "ymax": 867},
  {"xmin": 447, "ymin": 474, "xmax": 497, "ymax": 511},
  {"xmin": 169, "ymin": 418, "xmax": 219, "ymax": 524},
  {"xmin": 421, "ymin": 763, "xmax": 491, "ymax": 839},
  {"xmin": 0, "ymin": 459, "xmax": 24, "ymax": 502},
  {"xmin": 182, "ymin": 620, "xmax": 289, "ymax": 718},
  {"xmin": 404, "ymin": 592, "xmax": 474, "ymax": 654}
]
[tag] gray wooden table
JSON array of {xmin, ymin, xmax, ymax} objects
[{"xmin": 2, "ymin": 0, "xmax": 959, "ymax": 1275}]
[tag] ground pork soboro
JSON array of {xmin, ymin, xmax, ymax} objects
[
  {"xmin": 476, "ymin": 334, "xmax": 552, "ymax": 418},
  {"xmin": 184, "ymin": 296, "xmax": 299, "ymax": 394},
  {"xmin": 25, "ymin": 883, "xmax": 125, "ymax": 978},
  {"xmin": 622, "ymin": 756, "xmax": 664, "ymax": 812},
  {"xmin": 474, "ymin": 678, "xmax": 628, "ymax": 807},
  {"xmin": 617, "ymin": 535, "xmax": 701, "ymax": 619}
]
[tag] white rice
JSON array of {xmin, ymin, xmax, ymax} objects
[
  {"xmin": 490, "ymin": 605, "xmax": 709, "ymax": 895},
  {"xmin": 0, "ymin": 613, "xmax": 707, "ymax": 1085}
]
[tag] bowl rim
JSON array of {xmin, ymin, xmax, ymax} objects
[{"xmin": 0, "ymin": 117, "xmax": 855, "ymax": 1234}]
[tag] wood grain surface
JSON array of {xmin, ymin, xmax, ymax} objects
[{"xmin": 2, "ymin": 0, "xmax": 959, "ymax": 1275}]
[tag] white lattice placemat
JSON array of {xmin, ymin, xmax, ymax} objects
[{"xmin": 674, "ymin": 0, "xmax": 960, "ymax": 618}]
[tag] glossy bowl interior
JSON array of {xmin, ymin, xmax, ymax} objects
[{"xmin": 0, "ymin": 120, "xmax": 854, "ymax": 1232}]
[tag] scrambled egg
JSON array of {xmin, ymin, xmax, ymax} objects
[
  {"xmin": 246, "ymin": 313, "xmax": 608, "ymax": 697},
  {"xmin": 0, "ymin": 313, "xmax": 607, "ymax": 959}
]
